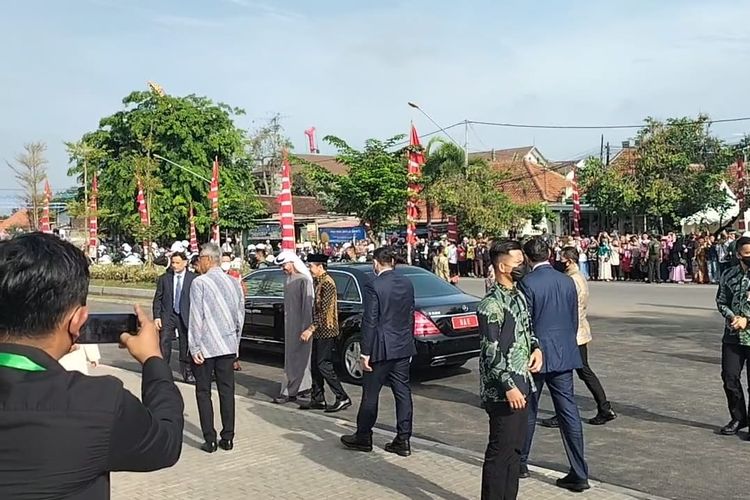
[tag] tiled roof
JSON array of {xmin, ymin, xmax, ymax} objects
[
  {"xmin": 469, "ymin": 146, "xmax": 536, "ymax": 163},
  {"xmin": 0, "ymin": 209, "xmax": 31, "ymax": 232},
  {"xmin": 491, "ymin": 158, "xmax": 568, "ymax": 204},
  {"xmin": 258, "ymin": 195, "xmax": 326, "ymax": 217},
  {"xmin": 290, "ymin": 154, "xmax": 348, "ymax": 176}
]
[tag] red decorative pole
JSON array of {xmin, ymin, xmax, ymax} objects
[
  {"xmin": 278, "ymin": 152, "xmax": 296, "ymax": 250},
  {"xmin": 407, "ymin": 123, "xmax": 425, "ymax": 264}
]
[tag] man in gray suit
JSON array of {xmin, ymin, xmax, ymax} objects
[{"xmin": 519, "ymin": 237, "xmax": 589, "ymax": 493}]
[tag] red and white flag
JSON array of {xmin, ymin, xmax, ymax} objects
[
  {"xmin": 738, "ymin": 156, "xmax": 747, "ymax": 231},
  {"xmin": 571, "ymin": 166, "xmax": 581, "ymax": 237},
  {"xmin": 136, "ymin": 179, "xmax": 150, "ymax": 226},
  {"xmin": 40, "ymin": 180, "xmax": 52, "ymax": 234},
  {"xmin": 89, "ymin": 174, "xmax": 98, "ymax": 256},
  {"xmin": 208, "ymin": 157, "xmax": 220, "ymax": 243},
  {"xmin": 278, "ymin": 154, "xmax": 296, "ymax": 250},
  {"xmin": 406, "ymin": 124, "xmax": 425, "ymax": 251},
  {"xmin": 189, "ymin": 204, "xmax": 199, "ymax": 254}
]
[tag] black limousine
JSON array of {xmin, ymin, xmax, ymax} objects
[{"xmin": 241, "ymin": 263, "xmax": 481, "ymax": 382}]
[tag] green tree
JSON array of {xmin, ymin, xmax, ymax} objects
[
  {"xmin": 246, "ymin": 114, "xmax": 293, "ymax": 196},
  {"xmin": 312, "ymin": 134, "xmax": 408, "ymax": 240},
  {"xmin": 67, "ymin": 89, "xmax": 265, "ymax": 241},
  {"xmin": 577, "ymin": 157, "xmax": 638, "ymax": 218}
]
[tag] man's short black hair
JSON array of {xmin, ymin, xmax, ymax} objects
[
  {"xmin": 171, "ymin": 252, "xmax": 187, "ymax": 261},
  {"xmin": 736, "ymin": 236, "xmax": 750, "ymax": 252},
  {"xmin": 0, "ymin": 233, "xmax": 89, "ymax": 339},
  {"xmin": 561, "ymin": 246, "xmax": 579, "ymax": 262},
  {"xmin": 221, "ymin": 252, "xmax": 232, "ymax": 259},
  {"xmin": 489, "ymin": 240, "xmax": 522, "ymax": 267},
  {"xmin": 523, "ymin": 237, "xmax": 550, "ymax": 264},
  {"xmin": 372, "ymin": 246, "xmax": 396, "ymax": 267}
]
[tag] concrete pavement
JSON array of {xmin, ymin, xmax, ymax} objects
[{"xmin": 103, "ymin": 364, "xmax": 649, "ymax": 500}]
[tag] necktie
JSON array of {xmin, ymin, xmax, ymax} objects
[{"xmin": 174, "ymin": 274, "xmax": 182, "ymax": 314}]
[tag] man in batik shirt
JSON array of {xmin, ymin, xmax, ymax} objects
[
  {"xmin": 478, "ymin": 240, "xmax": 542, "ymax": 500},
  {"xmin": 716, "ymin": 236, "xmax": 750, "ymax": 436}
]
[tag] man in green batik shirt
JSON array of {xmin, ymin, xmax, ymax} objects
[
  {"xmin": 477, "ymin": 240, "xmax": 543, "ymax": 500},
  {"xmin": 716, "ymin": 235, "xmax": 750, "ymax": 437}
]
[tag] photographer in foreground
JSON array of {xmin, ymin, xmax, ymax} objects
[{"xmin": 0, "ymin": 233, "xmax": 184, "ymax": 499}]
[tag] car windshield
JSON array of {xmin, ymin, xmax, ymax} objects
[{"xmin": 363, "ymin": 269, "xmax": 460, "ymax": 298}]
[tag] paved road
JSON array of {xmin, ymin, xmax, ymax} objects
[{"xmin": 92, "ymin": 279, "xmax": 733, "ymax": 500}]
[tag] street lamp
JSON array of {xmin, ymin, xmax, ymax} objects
[{"xmin": 408, "ymin": 101, "xmax": 468, "ymax": 168}]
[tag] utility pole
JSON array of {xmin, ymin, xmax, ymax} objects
[
  {"xmin": 463, "ymin": 120, "xmax": 469, "ymax": 171},
  {"xmin": 605, "ymin": 142, "xmax": 611, "ymax": 166},
  {"xmin": 600, "ymin": 134, "xmax": 604, "ymax": 163}
]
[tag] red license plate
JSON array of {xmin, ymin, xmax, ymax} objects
[{"xmin": 451, "ymin": 314, "xmax": 478, "ymax": 330}]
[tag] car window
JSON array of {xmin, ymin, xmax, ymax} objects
[
  {"xmin": 243, "ymin": 273, "xmax": 264, "ymax": 296},
  {"xmin": 330, "ymin": 272, "xmax": 361, "ymax": 302},
  {"xmin": 363, "ymin": 269, "xmax": 459, "ymax": 298},
  {"xmin": 256, "ymin": 271, "xmax": 285, "ymax": 298}
]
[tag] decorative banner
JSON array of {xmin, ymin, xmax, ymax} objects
[
  {"xmin": 136, "ymin": 179, "xmax": 150, "ymax": 226},
  {"xmin": 406, "ymin": 123, "xmax": 425, "ymax": 258},
  {"xmin": 304, "ymin": 127, "xmax": 319, "ymax": 153},
  {"xmin": 40, "ymin": 180, "xmax": 52, "ymax": 234},
  {"xmin": 571, "ymin": 166, "xmax": 581, "ymax": 237},
  {"xmin": 278, "ymin": 153, "xmax": 296, "ymax": 250},
  {"xmin": 738, "ymin": 156, "xmax": 746, "ymax": 231},
  {"xmin": 319, "ymin": 226, "xmax": 367, "ymax": 244},
  {"xmin": 447, "ymin": 215, "xmax": 458, "ymax": 241},
  {"xmin": 89, "ymin": 174, "xmax": 98, "ymax": 258},
  {"xmin": 208, "ymin": 156, "xmax": 220, "ymax": 243},
  {"xmin": 189, "ymin": 204, "xmax": 199, "ymax": 254}
]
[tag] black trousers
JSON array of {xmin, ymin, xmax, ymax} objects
[
  {"xmin": 576, "ymin": 344, "xmax": 611, "ymax": 413},
  {"xmin": 192, "ymin": 354, "xmax": 235, "ymax": 442},
  {"xmin": 161, "ymin": 313, "xmax": 191, "ymax": 379},
  {"xmin": 356, "ymin": 357, "xmax": 413, "ymax": 441},
  {"xmin": 311, "ymin": 337, "xmax": 348, "ymax": 403},
  {"xmin": 481, "ymin": 402, "xmax": 527, "ymax": 500},
  {"xmin": 589, "ymin": 259, "xmax": 598, "ymax": 280},
  {"xmin": 721, "ymin": 343, "xmax": 750, "ymax": 423}
]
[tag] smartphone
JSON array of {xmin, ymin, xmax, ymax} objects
[{"xmin": 78, "ymin": 313, "xmax": 138, "ymax": 344}]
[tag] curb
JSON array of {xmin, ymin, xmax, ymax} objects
[
  {"xmin": 102, "ymin": 364, "xmax": 667, "ymax": 500},
  {"xmin": 88, "ymin": 285, "xmax": 153, "ymax": 299}
]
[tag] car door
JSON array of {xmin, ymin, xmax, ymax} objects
[
  {"xmin": 329, "ymin": 270, "xmax": 362, "ymax": 322},
  {"xmin": 243, "ymin": 270, "xmax": 284, "ymax": 344}
]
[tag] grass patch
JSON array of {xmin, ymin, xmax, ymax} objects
[{"xmin": 90, "ymin": 279, "xmax": 155, "ymax": 290}]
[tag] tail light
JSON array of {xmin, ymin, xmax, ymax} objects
[{"xmin": 413, "ymin": 310, "xmax": 441, "ymax": 337}]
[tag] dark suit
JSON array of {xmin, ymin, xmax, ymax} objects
[
  {"xmin": 153, "ymin": 269, "xmax": 196, "ymax": 376},
  {"xmin": 519, "ymin": 263, "xmax": 588, "ymax": 481},
  {"xmin": 357, "ymin": 269, "xmax": 416, "ymax": 441},
  {"xmin": 0, "ymin": 343, "xmax": 183, "ymax": 499}
]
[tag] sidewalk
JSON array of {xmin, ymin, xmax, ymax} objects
[{"xmin": 102, "ymin": 365, "xmax": 654, "ymax": 500}]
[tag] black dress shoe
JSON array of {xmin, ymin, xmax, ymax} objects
[
  {"xmin": 184, "ymin": 374, "xmax": 196, "ymax": 384},
  {"xmin": 219, "ymin": 439, "xmax": 233, "ymax": 451},
  {"xmin": 299, "ymin": 400, "xmax": 327, "ymax": 410},
  {"xmin": 201, "ymin": 441, "xmax": 218, "ymax": 453},
  {"xmin": 720, "ymin": 419, "xmax": 748, "ymax": 435},
  {"xmin": 556, "ymin": 474, "xmax": 590, "ymax": 492},
  {"xmin": 385, "ymin": 439, "xmax": 411, "ymax": 457},
  {"xmin": 340, "ymin": 434, "xmax": 373, "ymax": 452},
  {"xmin": 589, "ymin": 409, "xmax": 617, "ymax": 426},
  {"xmin": 540, "ymin": 416, "xmax": 560, "ymax": 428},
  {"xmin": 324, "ymin": 399, "xmax": 352, "ymax": 413},
  {"xmin": 519, "ymin": 464, "xmax": 530, "ymax": 479}
]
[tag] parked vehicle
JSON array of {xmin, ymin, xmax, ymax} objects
[{"xmin": 241, "ymin": 263, "xmax": 481, "ymax": 382}]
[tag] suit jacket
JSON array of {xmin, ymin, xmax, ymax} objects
[
  {"xmin": 0, "ymin": 343, "xmax": 183, "ymax": 499},
  {"xmin": 361, "ymin": 269, "xmax": 417, "ymax": 363},
  {"xmin": 565, "ymin": 264, "xmax": 592, "ymax": 345},
  {"xmin": 153, "ymin": 270, "xmax": 196, "ymax": 324},
  {"xmin": 519, "ymin": 264, "xmax": 582, "ymax": 373}
]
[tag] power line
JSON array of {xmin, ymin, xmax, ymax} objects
[{"xmin": 468, "ymin": 116, "xmax": 750, "ymax": 130}]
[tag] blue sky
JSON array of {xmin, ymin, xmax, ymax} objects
[{"xmin": 2, "ymin": 0, "xmax": 750, "ymax": 198}]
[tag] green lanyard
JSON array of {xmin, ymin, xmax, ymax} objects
[{"xmin": 0, "ymin": 352, "xmax": 46, "ymax": 372}]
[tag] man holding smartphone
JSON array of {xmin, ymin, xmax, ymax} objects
[{"xmin": 0, "ymin": 233, "xmax": 184, "ymax": 499}]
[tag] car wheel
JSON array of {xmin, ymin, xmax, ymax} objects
[{"xmin": 339, "ymin": 334, "xmax": 364, "ymax": 384}]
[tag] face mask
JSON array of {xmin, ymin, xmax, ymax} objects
[
  {"xmin": 221, "ymin": 262, "xmax": 231, "ymax": 271},
  {"xmin": 510, "ymin": 264, "xmax": 529, "ymax": 282},
  {"xmin": 742, "ymin": 257, "xmax": 750, "ymax": 268}
]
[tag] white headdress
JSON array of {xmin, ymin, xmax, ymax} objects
[{"xmin": 274, "ymin": 250, "xmax": 312, "ymax": 280}]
